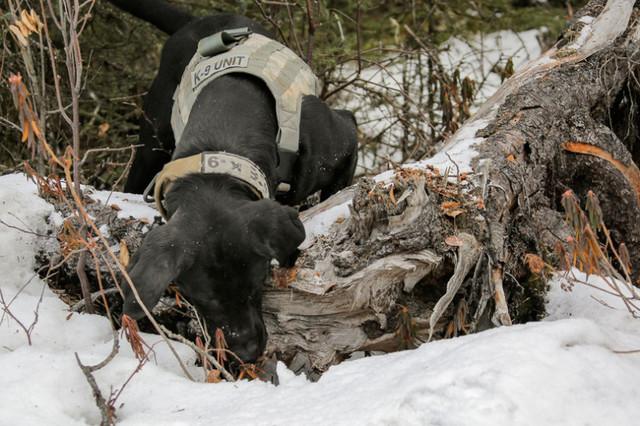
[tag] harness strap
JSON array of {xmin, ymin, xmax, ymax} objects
[{"xmin": 149, "ymin": 152, "xmax": 270, "ymax": 221}]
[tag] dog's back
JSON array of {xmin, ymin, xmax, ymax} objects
[{"xmin": 108, "ymin": 0, "xmax": 194, "ymax": 35}]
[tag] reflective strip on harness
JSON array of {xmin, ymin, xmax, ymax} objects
[{"xmin": 170, "ymin": 32, "xmax": 320, "ymax": 189}]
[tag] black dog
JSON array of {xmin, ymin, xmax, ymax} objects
[{"xmin": 108, "ymin": 0, "xmax": 358, "ymax": 363}]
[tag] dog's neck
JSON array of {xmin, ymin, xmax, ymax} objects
[
  {"xmin": 151, "ymin": 151, "xmax": 271, "ymax": 219},
  {"xmin": 173, "ymin": 141, "xmax": 278, "ymax": 190},
  {"xmin": 162, "ymin": 173, "xmax": 260, "ymax": 221}
]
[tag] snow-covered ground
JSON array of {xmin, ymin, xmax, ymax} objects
[{"xmin": 2, "ymin": 172, "xmax": 640, "ymax": 426}]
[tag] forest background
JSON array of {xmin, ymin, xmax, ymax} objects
[{"xmin": 0, "ymin": 0, "xmax": 585, "ymax": 189}]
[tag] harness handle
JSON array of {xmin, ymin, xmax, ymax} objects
[{"xmin": 198, "ymin": 27, "xmax": 252, "ymax": 57}]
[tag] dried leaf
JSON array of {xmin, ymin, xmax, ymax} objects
[
  {"xmin": 9, "ymin": 25, "xmax": 28, "ymax": 46},
  {"xmin": 20, "ymin": 9, "xmax": 42, "ymax": 34},
  {"xmin": 119, "ymin": 240, "xmax": 130, "ymax": 268},
  {"xmin": 21, "ymin": 119, "xmax": 30, "ymax": 142},
  {"xmin": 121, "ymin": 315, "xmax": 152, "ymax": 362},
  {"xmin": 389, "ymin": 185, "xmax": 397, "ymax": 205},
  {"xmin": 585, "ymin": 190, "xmax": 603, "ymax": 231},
  {"xmin": 273, "ymin": 267, "xmax": 296, "ymax": 288},
  {"xmin": 29, "ymin": 10, "xmax": 44, "ymax": 32},
  {"xmin": 215, "ymin": 328, "xmax": 228, "ymax": 364},
  {"xmin": 195, "ymin": 336, "xmax": 210, "ymax": 372},
  {"xmin": 206, "ymin": 370, "xmax": 222, "ymax": 383},
  {"xmin": 111, "ymin": 203, "xmax": 121, "ymax": 211},
  {"xmin": 524, "ymin": 253, "xmax": 545, "ymax": 275},
  {"xmin": 238, "ymin": 364, "xmax": 264, "ymax": 381},
  {"xmin": 15, "ymin": 21, "xmax": 31, "ymax": 38},
  {"xmin": 445, "ymin": 235, "xmax": 464, "ymax": 247},
  {"xmin": 441, "ymin": 201, "xmax": 460, "ymax": 209},
  {"xmin": 98, "ymin": 122, "xmax": 110, "ymax": 137},
  {"xmin": 31, "ymin": 119, "xmax": 41, "ymax": 137},
  {"xmin": 444, "ymin": 209, "xmax": 465, "ymax": 218},
  {"xmin": 195, "ymin": 336, "xmax": 205, "ymax": 351},
  {"xmin": 619, "ymin": 243, "xmax": 631, "ymax": 274},
  {"xmin": 9, "ymin": 10, "xmax": 43, "ymax": 47},
  {"xmin": 20, "ymin": 10, "xmax": 38, "ymax": 33},
  {"xmin": 169, "ymin": 285, "xmax": 182, "ymax": 308}
]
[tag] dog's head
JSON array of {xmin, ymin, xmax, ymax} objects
[{"xmin": 122, "ymin": 185, "xmax": 305, "ymax": 363}]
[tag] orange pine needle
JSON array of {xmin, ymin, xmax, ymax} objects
[{"xmin": 563, "ymin": 142, "xmax": 640, "ymax": 208}]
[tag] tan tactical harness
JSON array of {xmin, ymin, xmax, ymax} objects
[{"xmin": 148, "ymin": 29, "xmax": 320, "ymax": 220}]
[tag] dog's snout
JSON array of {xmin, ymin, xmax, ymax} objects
[
  {"xmin": 236, "ymin": 338, "xmax": 263, "ymax": 363},
  {"xmin": 219, "ymin": 308, "xmax": 267, "ymax": 363}
]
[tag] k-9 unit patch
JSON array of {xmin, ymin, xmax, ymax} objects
[{"xmin": 192, "ymin": 55, "xmax": 249, "ymax": 89}]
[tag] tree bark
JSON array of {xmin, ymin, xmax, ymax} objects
[{"xmin": 262, "ymin": 0, "xmax": 640, "ymax": 374}]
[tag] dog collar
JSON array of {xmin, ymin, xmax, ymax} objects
[{"xmin": 147, "ymin": 152, "xmax": 270, "ymax": 221}]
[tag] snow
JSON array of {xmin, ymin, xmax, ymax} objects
[
  {"xmin": 440, "ymin": 29, "xmax": 544, "ymax": 107},
  {"xmin": 2, "ymin": 172, "xmax": 640, "ymax": 425},
  {"xmin": 373, "ymin": 116, "xmax": 494, "ymax": 186},
  {"xmin": 89, "ymin": 189, "xmax": 159, "ymax": 225}
]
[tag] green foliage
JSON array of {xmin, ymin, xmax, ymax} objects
[{"xmin": 73, "ymin": 3, "xmax": 167, "ymax": 188}]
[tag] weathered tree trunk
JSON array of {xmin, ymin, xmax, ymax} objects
[{"xmin": 263, "ymin": 0, "xmax": 640, "ymax": 374}]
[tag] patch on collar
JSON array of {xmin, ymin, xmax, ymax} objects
[
  {"xmin": 151, "ymin": 152, "xmax": 270, "ymax": 221},
  {"xmin": 201, "ymin": 152, "xmax": 270, "ymax": 199}
]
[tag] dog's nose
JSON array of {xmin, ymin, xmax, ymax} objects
[
  {"xmin": 230, "ymin": 319, "xmax": 266, "ymax": 363},
  {"xmin": 236, "ymin": 338, "xmax": 263, "ymax": 363}
]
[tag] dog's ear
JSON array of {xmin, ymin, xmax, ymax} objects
[
  {"xmin": 122, "ymin": 223, "xmax": 193, "ymax": 319},
  {"xmin": 249, "ymin": 199, "xmax": 305, "ymax": 267}
]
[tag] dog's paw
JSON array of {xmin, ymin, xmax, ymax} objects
[{"xmin": 249, "ymin": 199, "xmax": 305, "ymax": 267}]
